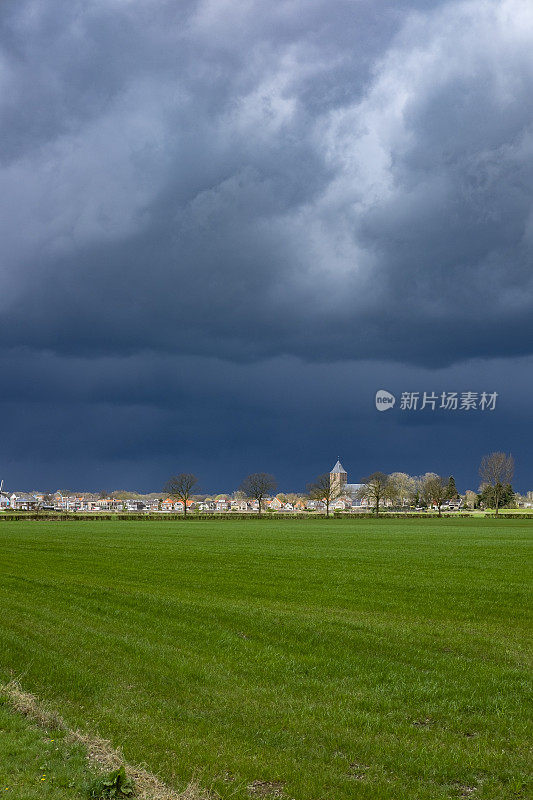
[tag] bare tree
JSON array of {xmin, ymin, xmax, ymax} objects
[
  {"xmin": 421, "ymin": 473, "xmax": 448, "ymax": 516},
  {"xmin": 357, "ymin": 472, "xmax": 390, "ymax": 515},
  {"xmin": 163, "ymin": 473, "xmax": 199, "ymax": 516},
  {"xmin": 307, "ymin": 473, "xmax": 343, "ymax": 517},
  {"xmin": 479, "ymin": 452, "xmax": 515, "ymax": 515},
  {"xmin": 240, "ymin": 473, "xmax": 277, "ymax": 516},
  {"xmin": 464, "ymin": 489, "xmax": 478, "ymax": 510}
]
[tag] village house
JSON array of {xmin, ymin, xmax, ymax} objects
[
  {"xmin": 331, "ymin": 498, "xmax": 350, "ymax": 511},
  {"xmin": 175, "ymin": 500, "xmax": 194, "ymax": 512},
  {"xmin": 161, "ymin": 497, "xmax": 178, "ymax": 512},
  {"xmin": 123, "ymin": 499, "xmax": 147, "ymax": 512},
  {"xmin": 269, "ymin": 495, "xmax": 284, "ymax": 510},
  {"xmin": 10, "ymin": 493, "xmax": 39, "ymax": 511},
  {"xmin": 230, "ymin": 498, "xmax": 249, "ymax": 512},
  {"xmin": 53, "ymin": 492, "xmax": 85, "ymax": 511},
  {"xmin": 95, "ymin": 498, "xmax": 123, "ymax": 512},
  {"xmin": 198, "ymin": 498, "xmax": 216, "ymax": 512},
  {"xmin": 82, "ymin": 500, "xmax": 100, "ymax": 512},
  {"xmin": 215, "ymin": 495, "xmax": 230, "ymax": 512}
]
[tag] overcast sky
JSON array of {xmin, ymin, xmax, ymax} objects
[{"xmin": 1, "ymin": 0, "xmax": 532, "ymax": 493}]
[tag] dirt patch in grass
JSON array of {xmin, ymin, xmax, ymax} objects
[
  {"xmin": 450, "ymin": 781, "xmax": 478, "ymax": 797},
  {"xmin": 458, "ymin": 786, "xmax": 477, "ymax": 797},
  {"xmin": 0, "ymin": 681, "xmax": 211, "ymax": 800},
  {"xmin": 347, "ymin": 762, "xmax": 369, "ymax": 781},
  {"xmin": 412, "ymin": 717, "xmax": 435, "ymax": 727},
  {"xmin": 247, "ymin": 779, "xmax": 285, "ymax": 797}
]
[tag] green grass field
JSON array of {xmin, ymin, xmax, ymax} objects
[
  {"xmin": 0, "ymin": 518, "xmax": 531, "ymax": 800},
  {"xmin": 0, "ymin": 694, "xmax": 91, "ymax": 799}
]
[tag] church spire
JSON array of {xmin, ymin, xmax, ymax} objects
[{"xmin": 330, "ymin": 460, "xmax": 347, "ymax": 490}]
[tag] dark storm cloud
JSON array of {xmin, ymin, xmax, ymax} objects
[
  {"xmin": 1, "ymin": 348, "xmax": 531, "ymax": 491},
  {"xmin": 4, "ymin": 0, "xmax": 531, "ymax": 363},
  {"xmin": 0, "ymin": 0, "xmax": 532, "ymax": 490}
]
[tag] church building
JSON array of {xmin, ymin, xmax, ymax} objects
[{"xmin": 330, "ymin": 460, "xmax": 363, "ymax": 498}]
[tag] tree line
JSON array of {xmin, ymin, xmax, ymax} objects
[
  {"xmin": 163, "ymin": 451, "xmax": 515, "ymax": 517},
  {"xmin": 306, "ymin": 471, "xmax": 459, "ymax": 517},
  {"xmin": 163, "ymin": 472, "xmax": 278, "ymax": 516}
]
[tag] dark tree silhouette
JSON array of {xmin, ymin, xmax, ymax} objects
[
  {"xmin": 307, "ymin": 473, "xmax": 342, "ymax": 517},
  {"xmin": 445, "ymin": 475, "xmax": 459, "ymax": 500},
  {"xmin": 239, "ymin": 473, "xmax": 277, "ymax": 516},
  {"xmin": 163, "ymin": 473, "xmax": 199, "ymax": 516}
]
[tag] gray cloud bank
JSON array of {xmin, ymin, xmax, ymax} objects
[{"xmin": 1, "ymin": 0, "xmax": 532, "ymax": 489}]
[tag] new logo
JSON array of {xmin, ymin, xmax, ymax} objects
[{"xmin": 375, "ymin": 389, "xmax": 396, "ymax": 411}]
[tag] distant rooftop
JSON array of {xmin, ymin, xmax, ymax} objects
[{"xmin": 331, "ymin": 460, "xmax": 346, "ymax": 474}]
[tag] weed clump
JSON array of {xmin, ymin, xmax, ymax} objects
[{"xmin": 86, "ymin": 766, "xmax": 135, "ymax": 798}]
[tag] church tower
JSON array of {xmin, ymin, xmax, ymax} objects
[{"xmin": 330, "ymin": 460, "xmax": 347, "ymax": 492}]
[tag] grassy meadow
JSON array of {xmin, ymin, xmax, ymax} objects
[
  {"xmin": 0, "ymin": 694, "xmax": 91, "ymax": 799},
  {"xmin": 0, "ymin": 518, "xmax": 531, "ymax": 800}
]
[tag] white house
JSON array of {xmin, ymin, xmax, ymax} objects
[{"xmin": 10, "ymin": 493, "xmax": 39, "ymax": 510}]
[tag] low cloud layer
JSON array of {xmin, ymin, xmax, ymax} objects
[{"xmin": 1, "ymin": 0, "xmax": 532, "ymax": 489}]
